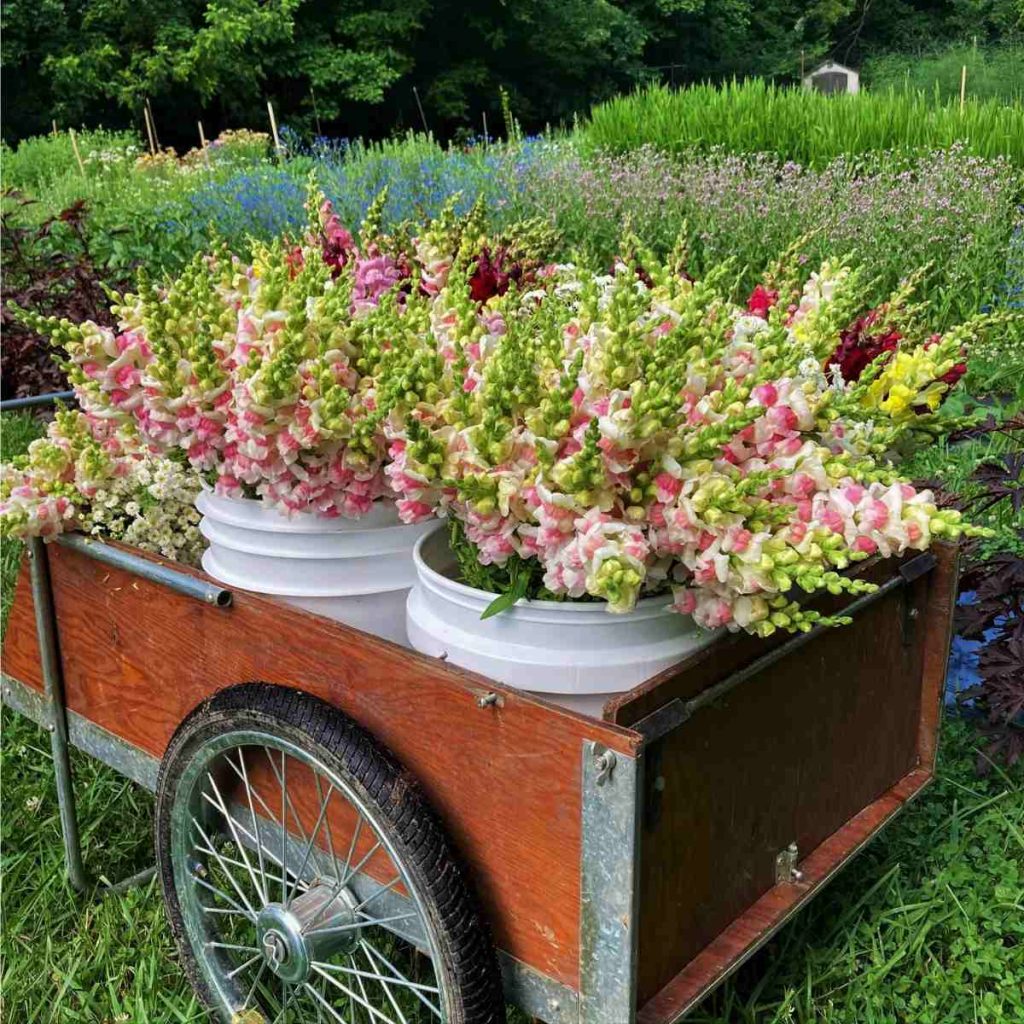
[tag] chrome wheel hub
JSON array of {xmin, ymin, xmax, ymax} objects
[{"xmin": 256, "ymin": 883, "xmax": 361, "ymax": 983}]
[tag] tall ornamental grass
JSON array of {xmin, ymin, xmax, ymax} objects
[{"xmin": 582, "ymin": 81, "xmax": 1024, "ymax": 167}]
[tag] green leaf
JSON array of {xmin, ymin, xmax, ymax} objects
[
  {"xmin": 480, "ymin": 569, "xmax": 531, "ymax": 619},
  {"xmin": 480, "ymin": 588, "xmax": 520, "ymax": 619}
]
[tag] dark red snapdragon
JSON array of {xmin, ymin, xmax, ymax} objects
[
  {"xmin": 827, "ymin": 309, "xmax": 901, "ymax": 382},
  {"xmin": 746, "ymin": 284, "xmax": 779, "ymax": 319},
  {"xmin": 469, "ymin": 247, "xmax": 527, "ymax": 303}
]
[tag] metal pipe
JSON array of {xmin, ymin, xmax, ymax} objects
[
  {"xmin": 101, "ymin": 866, "xmax": 157, "ymax": 897},
  {"xmin": 0, "ymin": 390, "xmax": 75, "ymax": 411},
  {"xmin": 56, "ymin": 534, "xmax": 232, "ymax": 608},
  {"xmin": 28, "ymin": 536, "xmax": 89, "ymax": 892}
]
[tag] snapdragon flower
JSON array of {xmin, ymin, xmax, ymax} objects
[
  {"xmin": 0, "ymin": 410, "xmax": 204, "ymax": 564},
  {"xmin": 384, "ymin": 250, "xmax": 996, "ymax": 633}
]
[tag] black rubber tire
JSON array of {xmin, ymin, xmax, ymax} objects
[{"xmin": 155, "ymin": 682, "xmax": 506, "ymax": 1024}]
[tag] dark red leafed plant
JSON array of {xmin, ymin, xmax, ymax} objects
[
  {"xmin": 956, "ymin": 547, "xmax": 1024, "ymax": 771},
  {"xmin": 1, "ymin": 192, "xmax": 122, "ymax": 401},
  {"xmin": 946, "ymin": 426, "xmax": 1024, "ymax": 771}
]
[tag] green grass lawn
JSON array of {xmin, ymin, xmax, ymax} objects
[{"xmin": 2, "ymin": 411, "xmax": 1022, "ymax": 1022}]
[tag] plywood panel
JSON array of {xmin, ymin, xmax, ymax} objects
[
  {"xmin": 3, "ymin": 544, "xmax": 641, "ymax": 989},
  {"xmin": 620, "ymin": 544, "xmax": 956, "ymax": 1006},
  {"xmin": 637, "ymin": 768, "xmax": 931, "ymax": 1024}
]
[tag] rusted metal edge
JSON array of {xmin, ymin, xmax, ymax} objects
[{"xmin": 633, "ymin": 552, "xmax": 937, "ymax": 745}]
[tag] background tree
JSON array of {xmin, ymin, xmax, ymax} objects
[{"xmin": 2, "ymin": 0, "xmax": 1021, "ymax": 147}]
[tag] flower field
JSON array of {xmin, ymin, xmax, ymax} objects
[{"xmin": 1, "ymin": 79, "xmax": 1023, "ymax": 1023}]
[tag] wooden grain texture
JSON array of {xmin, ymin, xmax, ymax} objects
[
  {"xmin": 604, "ymin": 550, "xmax": 922, "ymax": 728},
  {"xmin": 623, "ymin": 544, "xmax": 957, "ymax": 1007},
  {"xmin": 2, "ymin": 543, "xmax": 641, "ymax": 989},
  {"xmin": 636, "ymin": 767, "xmax": 932, "ymax": 1024},
  {"xmin": 917, "ymin": 543, "xmax": 959, "ymax": 771}
]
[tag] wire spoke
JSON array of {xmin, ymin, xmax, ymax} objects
[
  {"xmin": 206, "ymin": 769, "xmax": 266, "ymax": 904},
  {"xmin": 205, "ymin": 940, "xmax": 260, "ymax": 954},
  {"xmin": 304, "ymin": 811, "xmax": 385, "ymax": 935},
  {"xmin": 362, "ymin": 938, "xmax": 442, "ymax": 1018},
  {"xmin": 314, "ymin": 771, "xmax": 341, "ymax": 878},
  {"xmin": 309, "ymin": 911, "xmax": 417, "ymax": 938},
  {"xmin": 192, "ymin": 815, "xmax": 259, "ymax": 919},
  {"xmin": 314, "ymin": 957, "xmax": 438, "ymax": 997},
  {"xmin": 277, "ymin": 748, "xmax": 288, "ymax": 904},
  {"xmin": 193, "ymin": 873, "xmax": 257, "ymax": 922},
  {"xmin": 194, "ymin": 842, "xmax": 295, "ymax": 893},
  {"xmin": 286, "ymin": 780, "xmax": 335, "ymax": 908},
  {"xmin": 198, "ymin": 793, "xmax": 309, "ymax": 895},
  {"xmin": 227, "ymin": 952, "xmax": 263, "ymax": 980},
  {"xmin": 354, "ymin": 951, "xmax": 376, "ymax": 1024},
  {"xmin": 242, "ymin": 959, "xmax": 270, "ymax": 1011},
  {"xmin": 265, "ymin": 745, "xmax": 326, "ymax": 888},
  {"xmin": 304, "ymin": 981, "xmax": 350, "ymax": 1024},
  {"xmin": 361, "ymin": 943, "xmax": 410, "ymax": 1024},
  {"xmin": 351, "ymin": 874, "xmax": 402, "ymax": 914},
  {"xmin": 313, "ymin": 964, "xmax": 401, "ymax": 1024},
  {"xmin": 235, "ymin": 749, "xmax": 271, "ymax": 905},
  {"xmin": 200, "ymin": 903, "xmax": 252, "ymax": 919},
  {"xmin": 272, "ymin": 981, "xmax": 297, "ymax": 1024}
]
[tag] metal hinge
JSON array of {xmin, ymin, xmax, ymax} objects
[
  {"xmin": 775, "ymin": 841, "xmax": 805, "ymax": 884},
  {"xmin": 593, "ymin": 747, "xmax": 617, "ymax": 786}
]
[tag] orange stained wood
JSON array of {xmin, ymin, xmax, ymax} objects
[{"xmin": 3, "ymin": 542, "xmax": 642, "ymax": 989}]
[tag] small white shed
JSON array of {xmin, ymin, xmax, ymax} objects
[{"xmin": 802, "ymin": 61, "xmax": 860, "ymax": 95}]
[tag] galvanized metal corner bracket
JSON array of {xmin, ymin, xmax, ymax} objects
[{"xmin": 579, "ymin": 739, "xmax": 642, "ymax": 1024}]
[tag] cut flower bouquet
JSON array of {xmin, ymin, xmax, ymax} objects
[
  {"xmin": 380, "ymin": 247, "xmax": 1000, "ymax": 634},
  {"xmin": 3, "ymin": 199, "xmax": 1008, "ymax": 637}
]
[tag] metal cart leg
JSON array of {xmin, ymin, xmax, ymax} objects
[{"xmin": 28, "ymin": 536, "xmax": 156, "ymax": 896}]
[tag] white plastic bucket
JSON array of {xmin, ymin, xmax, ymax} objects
[
  {"xmin": 197, "ymin": 490, "xmax": 435, "ymax": 645},
  {"xmin": 406, "ymin": 525, "xmax": 720, "ymax": 716}
]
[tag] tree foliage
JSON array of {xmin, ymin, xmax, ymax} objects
[{"xmin": 2, "ymin": 0, "xmax": 1021, "ymax": 146}]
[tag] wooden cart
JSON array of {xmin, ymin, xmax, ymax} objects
[{"xmin": 2, "ymin": 532, "xmax": 957, "ymax": 1024}]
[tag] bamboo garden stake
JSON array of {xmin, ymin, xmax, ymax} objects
[
  {"xmin": 68, "ymin": 128, "xmax": 86, "ymax": 175},
  {"xmin": 413, "ymin": 86, "xmax": 429, "ymax": 133},
  {"xmin": 143, "ymin": 104, "xmax": 157, "ymax": 155},
  {"xmin": 960, "ymin": 65, "xmax": 967, "ymax": 113},
  {"xmin": 198, "ymin": 120, "xmax": 211, "ymax": 166},
  {"xmin": 310, "ymin": 88, "xmax": 323, "ymax": 136},
  {"xmin": 145, "ymin": 97, "xmax": 161, "ymax": 150},
  {"xmin": 267, "ymin": 100, "xmax": 283, "ymax": 158}
]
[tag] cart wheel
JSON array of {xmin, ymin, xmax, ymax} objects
[{"xmin": 155, "ymin": 683, "xmax": 505, "ymax": 1024}]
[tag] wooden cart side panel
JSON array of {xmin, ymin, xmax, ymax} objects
[
  {"xmin": 917, "ymin": 543, "xmax": 958, "ymax": 771},
  {"xmin": 637, "ymin": 767, "xmax": 932, "ymax": 1024},
  {"xmin": 626, "ymin": 542, "xmax": 958, "ymax": 1008},
  {"xmin": 3, "ymin": 545, "xmax": 641, "ymax": 990},
  {"xmin": 604, "ymin": 550, "xmax": 923, "ymax": 728}
]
